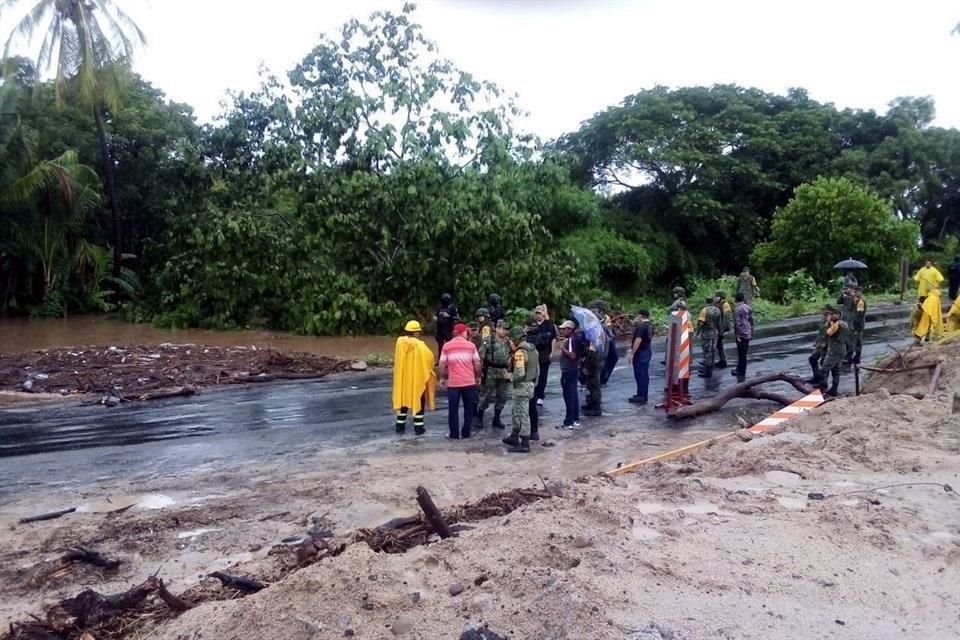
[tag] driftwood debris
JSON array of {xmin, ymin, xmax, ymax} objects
[
  {"xmin": 668, "ymin": 372, "xmax": 813, "ymax": 420},
  {"xmin": 62, "ymin": 547, "xmax": 123, "ymax": 571},
  {"xmin": 132, "ymin": 386, "xmax": 196, "ymax": 401},
  {"xmin": 416, "ymin": 486, "xmax": 453, "ymax": 539},
  {"xmin": 18, "ymin": 507, "xmax": 76, "ymax": 524},
  {"xmin": 207, "ymin": 572, "xmax": 265, "ymax": 594}
]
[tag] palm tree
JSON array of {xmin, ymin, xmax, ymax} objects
[
  {"xmin": 1, "ymin": 123, "xmax": 101, "ymax": 305},
  {"xmin": 2, "ymin": 0, "xmax": 145, "ymax": 277}
]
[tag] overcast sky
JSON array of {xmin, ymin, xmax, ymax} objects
[{"xmin": 13, "ymin": 0, "xmax": 960, "ymax": 137}]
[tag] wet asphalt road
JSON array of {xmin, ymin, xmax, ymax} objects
[{"xmin": 0, "ymin": 323, "xmax": 910, "ymax": 495}]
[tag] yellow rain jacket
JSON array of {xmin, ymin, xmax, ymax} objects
[
  {"xmin": 914, "ymin": 265, "xmax": 944, "ymax": 298},
  {"xmin": 913, "ymin": 288, "xmax": 943, "ymax": 341},
  {"xmin": 947, "ymin": 298, "xmax": 960, "ymax": 333},
  {"xmin": 392, "ymin": 336, "xmax": 436, "ymax": 412}
]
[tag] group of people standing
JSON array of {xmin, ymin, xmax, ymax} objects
[{"xmin": 911, "ymin": 258, "xmax": 960, "ymax": 343}]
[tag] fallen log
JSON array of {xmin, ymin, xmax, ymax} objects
[
  {"xmin": 208, "ymin": 572, "xmax": 265, "ymax": 593},
  {"xmin": 62, "ymin": 547, "xmax": 122, "ymax": 571},
  {"xmin": 51, "ymin": 578, "xmax": 159, "ymax": 630},
  {"xmin": 858, "ymin": 363, "xmax": 936, "ymax": 374},
  {"xmin": 135, "ymin": 386, "xmax": 197, "ymax": 401},
  {"xmin": 668, "ymin": 372, "xmax": 813, "ymax": 421},
  {"xmin": 18, "ymin": 507, "xmax": 76, "ymax": 524},
  {"xmin": 155, "ymin": 578, "xmax": 193, "ymax": 612},
  {"xmin": 742, "ymin": 388, "xmax": 796, "ymax": 406},
  {"xmin": 416, "ymin": 486, "xmax": 453, "ymax": 539},
  {"xmin": 929, "ymin": 362, "xmax": 943, "ymax": 397}
]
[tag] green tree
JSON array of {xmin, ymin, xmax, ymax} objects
[
  {"xmin": 0, "ymin": 124, "xmax": 101, "ymax": 313},
  {"xmin": 2, "ymin": 0, "xmax": 145, "ymax": 276},
  {"xmin": 752, "ymin": 176, "xmax": 919, "ymax": 288}
]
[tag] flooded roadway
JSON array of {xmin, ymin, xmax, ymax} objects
[{"xmin": 0, "ymin": 321, "xmax": 910, "ymax": 496}]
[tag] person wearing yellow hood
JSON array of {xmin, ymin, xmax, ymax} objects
[
  {"xmin": 393, "ymin": 320, "xmax": 437, "ymax": 435},
  {"xmin": 946, "ymin": 296, "xmax": 960, "ymax": 333},
  {"xmin": 913, "ymin": 287, "xmax": 944, "ymax": 344},
  {"xmin": 914, "ymin": 260, "xmax": 944, "ymax": 300}
]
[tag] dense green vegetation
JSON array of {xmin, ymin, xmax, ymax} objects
[{"xmin": 1, "ymin": 4, "xmax": 957, "ymax": 333}]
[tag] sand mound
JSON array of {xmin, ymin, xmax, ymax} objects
[{"xmin": 862, "ymin": 333, "xmax": 960, "ymax": 398}]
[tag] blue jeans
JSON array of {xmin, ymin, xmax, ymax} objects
[
  {"xmin": 447, "ymin": 386, "xmax": 478, "ymax": 438},
  {"xmin": 560, "ymin": 369, "xmax": 580, "ymax": 426},
  {"xmin": 632, "ymin": 349, "xmax": 651, "ymax": 400}
]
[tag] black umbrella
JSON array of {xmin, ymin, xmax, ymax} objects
[{"xmin": 834, "ymin": 258, "xmax": 868, "ymax": 270}]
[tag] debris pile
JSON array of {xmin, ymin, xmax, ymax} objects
[
  {"xmin": 0, "ymin": 344, "xmax": 349, "ymax": 400},
  {"xmin": 2, "ymin": 486, "xmax": 553, "ymax": 640}
]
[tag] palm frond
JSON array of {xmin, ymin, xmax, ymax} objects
[
  {"xmin": 90, "ymin": 1, "xmax": 137, "ymax": 60},
  {"xmin": 35, "ymin": 11, "xmax": 61, "ymax": 73},
  {"xmin": 55, "ymin": 21, "xmax": 81, "ymax": 105},
  {"xmin": 2, "ymin": 0, "xmax": 54, "ymax": 61},
  {"xmin": 92, "ymin": 0, "xmax": 146, "ymax": 48}
]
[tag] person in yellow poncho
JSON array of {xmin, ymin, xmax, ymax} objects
[
  {"xmin": 913, "ymin": 287, "xmax": 943, "ymax": 344},
  {"xmin": 946, "ymin": 297, "xmax": 960, "ymax": 333},
  {"xmin": 393, "ymin": 320, "xmax": 437, "ymax": 435},
  {"xmin": 914, "ymin": 260, "xmax": 944, "ymax": 299}
]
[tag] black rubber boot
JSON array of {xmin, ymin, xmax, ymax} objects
[
  {"xmin": 827, "ymin": 372, "xmax": 840, "ymax": 397},
  {"xmin": 502, "ymin": 431, "xmax": 520, "ymax": 446},
  {"xmin": 529, "ymin": 431, "xmax": 540, "ymax": 441},
  {"xmin": 508, "ymin": 436, "xmax": 531, "ymax": 453},
  {"xmin": 395, "ymin": 425, "xmax": 405, "ymax": 434},
  {"xmin": 492, "ymin": 409, "xmax": 505, "ymax": 429}
]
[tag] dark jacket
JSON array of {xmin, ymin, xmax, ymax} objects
[
  {"xmin": 949, "ymin": 259, "xmax": 960, "ymax": 286},
  {"xmin": 435, "ymin": 304, "xmax": 459, "ymax": 340},
  {"xmin": 529, "ymin": 320, "xmax": 557, "ymax": 363}
]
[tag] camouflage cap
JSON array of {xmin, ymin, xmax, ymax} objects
[
  {"xmin": 525, "ymin": 315, "xmax": 539, "ymax": 329},
  {"xmin": 715, "ymin": 290, "xmax": 727, "ymax": 299},
  {"xmin": 496, "ymin": 319, "xmax": 509, "ymax": 329},
  {"xmin": 508, "ymin": 326, "xmax": 526, "ymax": 341},
  {"xmin": 823, "ymin": 304, "xmax": 839, "ymax": 313}
]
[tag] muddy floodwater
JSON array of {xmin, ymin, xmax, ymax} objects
[{"xmin": 0, "ymin": 316, "xmax": 400, "ymax": 359}]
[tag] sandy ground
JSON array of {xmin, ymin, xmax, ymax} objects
[{"xmin": 2, "ymin": 340, "xmax": 959, "ymax": 639}]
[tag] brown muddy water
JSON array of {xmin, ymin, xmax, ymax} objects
[{"xmin": 0, "ymin": 316, "xmax": 402, "ymax": 359}]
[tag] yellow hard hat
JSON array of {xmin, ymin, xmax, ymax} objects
[{"xmin": 404, "ymin": 320, "xmax": 422, "ymax": 332}]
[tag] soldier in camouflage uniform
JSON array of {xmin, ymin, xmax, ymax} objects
[
  {"xmin": 806, "ymin": 308, "xmax": 831, "ymax": 383},
  {"xmin": 502, "ymin": 326, "xmax": 539, "ymax": 453},
  {"xmin": 477, "ymin": 319, "xmax": 511, "ymax": 429},
  {"xmin": 816, "ymin": 305, "xmax": 851, "ymax": 397},
  {"xmin": 696, "ymin": 297, "xmax": 722, "ymax": 378},
  {"xmin": 837, "ymin": 286, "xmax": 857, "ymax": 362},
  {"xmin": 714, "ymin": 290, "xmax": 732, "ymax": 369},
  {"xmin": 581, "ymin": 341, "xmax": 604, "ymax": 417},
  {"xmin": 849, "ymin": 287, "xmax": 867, "ymax": 364}
]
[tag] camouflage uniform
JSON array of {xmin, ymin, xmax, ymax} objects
[
  {"xmin": 697, "ymin": 302, "xmax": 722, "ymax": 376},
  {"xmin": 850, "ymin": 293, "xmax": 867, "ymax": 364},
  {"xmin": 478, "ymin": 322, "xmax": 511, "ymax": 428},
  {"xmin": 808, "ymin": 318, "xmax": 829, "ymax": 382},
  {"xmin": 715, "ymin": 292, "xmax": 732, "ymax": 368},
  {"xmin": 737, "ymin": 271, "xmax": 759, "ymax": 303},
  {"xmin": 510, "ymin": 338, "xmax": 539, "ymax": 437},
  {"xmin": 581, "ymin": 345, "xmax": 603, "ymax": 415},
  {"xmin": 818, "ymin": 317, "xmax": 851, "ymax": 396}
]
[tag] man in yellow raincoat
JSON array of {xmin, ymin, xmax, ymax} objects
[
  {"xmin": 913, "ymin": 287, "xmax": 943, "ymax": 344},
  {"xmin": 393, "ymin": 320, "xmax": 436, "ymax": 435},
  {"xmin": 946, "ymin": 297, "xmax": 960, "ymax": 333},
  {"xmin": 914, "ymin": 260, "xmax": 944, "ymax": 300}
]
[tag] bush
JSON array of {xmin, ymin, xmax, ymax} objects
[
  {"xmin": 753, "ymin": 177, "xmax": 919, "ymax": 288},
  {"xmin": 561, "ymin": 228, "xmax": 653, "ymax": 295},
  {"xmin": 782, "ymin": 269, "xmax": 830, "ymax": 304}
]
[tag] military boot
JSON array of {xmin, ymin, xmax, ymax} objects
[
  {"xmin": 508, "ymin": 436, "xmax": 531, "ymax": 453},
  {"xmin": 475, "ymin": 409, "xmax": 485, "ymax": 430},
  {"xmin": 502, "ymin": 431, "xmax": 520, "ymax": 446},
  {"xmin": 827, "ymin": 373, "xmax": 840, "ymax": 398},
  {"xmin": 492, "ymin": 409, "xmax": 505, "ymax": 430},
  {"xmin": 697, "ymin": 366, "xmax": 713, "ymax": 379}
]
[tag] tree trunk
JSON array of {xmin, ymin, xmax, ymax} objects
[{"xmin": 92, "ymin": 103, "xmax": 122, "ymax": 278}]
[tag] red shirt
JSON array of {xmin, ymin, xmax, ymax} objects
[{"xmin": 439, "ymin": 336, "xmax": 480, "ymax": 388}]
